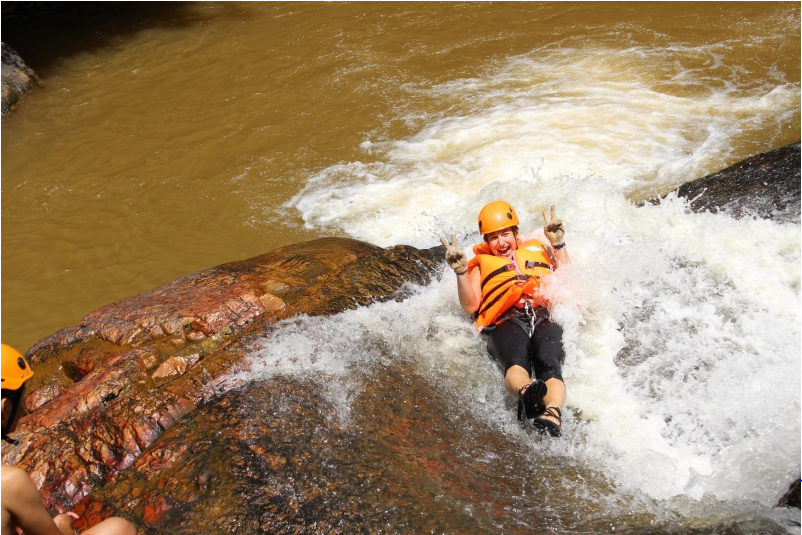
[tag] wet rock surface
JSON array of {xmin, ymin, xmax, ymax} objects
[
  {"xmin": 67, "ymin": 363, "xmax": 646, "ymax": 534},
  {"xmin": 2, "ymin": 238, "xmax": 444, "ymax": 523},
  {"xmin": 67, "ymin": 369, "xmax": 513, "ymax": 533},
  {"xmin": 673, "ymin": 142, "xmax": 800, "ymax": 224},
  {"xmin": 1, "ymin": 41, "xmax": 39, "ymax": 115},
  {"xmin": 777, "ymin": 480, "xmax": 801, "ymax": 509}
]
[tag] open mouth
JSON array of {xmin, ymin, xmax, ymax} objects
[{"xmin": 495, "ymin": 244, "xmax": 513, "ymax": 258}]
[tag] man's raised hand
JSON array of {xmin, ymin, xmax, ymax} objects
[
  {"xmin": 439, "ymin": 234, "xmax": 468, "ymax": 274},
  {"xmin": 542, "ymin": 205, "xmax": 565, "ymax": 246}
]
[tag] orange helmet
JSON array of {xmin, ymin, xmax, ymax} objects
[
  {"xmin": 2, "ymin": 343, "xmax": 33, "ymax": 391},
  {"xmin": 477, "ymin": 200, "xmax": 519, "ymax": 235}
]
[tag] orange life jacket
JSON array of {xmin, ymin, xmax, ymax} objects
[{"xmin": 467, "ymin": 239, "xmax": 552, "ymax": 329}]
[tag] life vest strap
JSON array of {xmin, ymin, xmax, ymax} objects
[
  {"xmin": 481, "ymin": 264, "xmax": 514, "ymax": 289},
  {"xmin": 482, "ymin": 275, "xmax": 529, "ymax": 308},
  {"xmin": 478, "ymin": 280, "xmax": 524, "ymax": 318},
  {"xmin": 477, "ymin": 288, "xmax": 510, "ymax": 318},
  {"xmin": 525, "ymin": 261, "xmax": 551, "ymax": 271}
]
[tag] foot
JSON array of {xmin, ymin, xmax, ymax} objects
[
  {"xmin": 517, "ymin": 379, "xmax": 547, "ymax": 420},
  {"xmin": 532, "ymin": 407, "xmax": 561, "ymax": 437}
]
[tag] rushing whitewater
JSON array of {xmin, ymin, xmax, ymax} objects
[{"xmin": 244, "ymin": 43, "xmax": 801, "ymax": 521}]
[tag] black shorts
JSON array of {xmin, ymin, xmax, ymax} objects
[{"xmin": 485, "ymin": 312, "xmax": 565, "ymax": 383}]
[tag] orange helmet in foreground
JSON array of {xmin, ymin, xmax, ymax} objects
[
  {"xmin": 477, "ymin": 200, "xmax": 519, "ymax": 235},
  {"xmin": 2, "ymin": 343, "xmax": 33, "ymax": 391}
]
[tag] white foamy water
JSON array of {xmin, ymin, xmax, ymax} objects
[
  {"xmin": 248, "ymin": 43, "xmax": 800, "ymax": 519},
  {"xmin": 290, "ymin": 46, "xmax": 799, "ymax": 248}
]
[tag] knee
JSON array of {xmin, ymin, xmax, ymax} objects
[
  {"xmin": 504, "ymin": 364, "xmax": 531, "ymax": 379},
  {"xmin": 86, "ymin": 517, "xmax": 137, "ymax": 535},
  {"xmin": 540, "ymin": 371, "xmax": 564, "ymax": 384}
]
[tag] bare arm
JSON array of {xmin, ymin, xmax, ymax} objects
[
  {"xmin": 542, "ymin": 205, "xmax": 570, "ymax": 269},
  {"xmin": 456, "ymin": 267, "xmax": 482, "ymax": 314},
  {"xmin": 545, "ymin": 242, "xmax": 570, "ymax": 268},
  {"xmin": 440, "ymin": 235, "xmax": 482, "ymax": 315},
  {"xmin": 1, "ymin": 465, "xmax": 72, "ymax": 535}
]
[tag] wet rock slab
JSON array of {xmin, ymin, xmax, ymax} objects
[
  {"xmin": 66, "ymin": 369, "xmax": 525, "ymax": 534},
  {"xmin": 2, "ymin": 238, "xmax": 444, "ymax": 524},
  {"xmin": 673, "ymin": 141, "xmax": 800, "ymax": 224},
  {"xmin": 66, "ymin": 361, "xmax": 647, "ymax": 534}
]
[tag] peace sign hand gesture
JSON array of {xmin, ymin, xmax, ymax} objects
[
  {"xmin": 542, "ymin": 205, "xmax": 565, "ymax": 247},
  {"xmin": 439, "ymin": 234, "xmax": 468, "ymax": 274}
]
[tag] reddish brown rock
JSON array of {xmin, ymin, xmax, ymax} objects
[
  {"xmin": 66, "ymin": 368, "xmax": 538, "ymax": 534},
  {"xmin": 151, "ymin": 354, "xmax": 199, "ymax": 380},
  {"xmin": 2, "ymin": 238, "xmax": 443, "ymax": 519}
]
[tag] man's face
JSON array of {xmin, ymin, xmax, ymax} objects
[{"xmin": 485, "ymin": 227, "xmax": 518, "ymax": 259}]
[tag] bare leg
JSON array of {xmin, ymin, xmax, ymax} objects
[
  {"xmin": 503, "ymin": 365, "xmax": 531, "ymax": 397},
  {"xmin": 542, "ymin": 378, "xmax": 566, "ymax": 425},
  {"xmin": 505, "ymin": 366, "xmax": 565, "ymax": 425},
  {"xmin": 81, "ymin": 517, "xmax": 136, "ymax": 535}
]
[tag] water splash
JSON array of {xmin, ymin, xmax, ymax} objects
[{"xmin": 274, "ymin": 36, "xmax": 800, "ymax": 525}]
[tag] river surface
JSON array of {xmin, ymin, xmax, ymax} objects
[{"xmin": 2, "ymin": 2, "xmax": 800, "ymax": 533}]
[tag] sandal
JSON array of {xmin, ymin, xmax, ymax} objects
[
  {"xmin": 532, "ymin": 407, "xmax": 562, "ymax": 437},
  {"xmin": 517, "ymin": 379, "xmax": 547, "ymax": 421}
]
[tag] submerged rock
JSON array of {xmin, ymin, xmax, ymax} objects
[
  {"xmin": 65, "ymin": 366, "xmax": 560, "ymax": 534},
  {"xmin": 1, "ymin": 41, "xmax": 39, "ymax": 115}
]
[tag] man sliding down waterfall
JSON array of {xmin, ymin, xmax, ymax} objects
[{"xmin": 440, "ymin": 201, "xmax": 569, "ymax": 437}]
